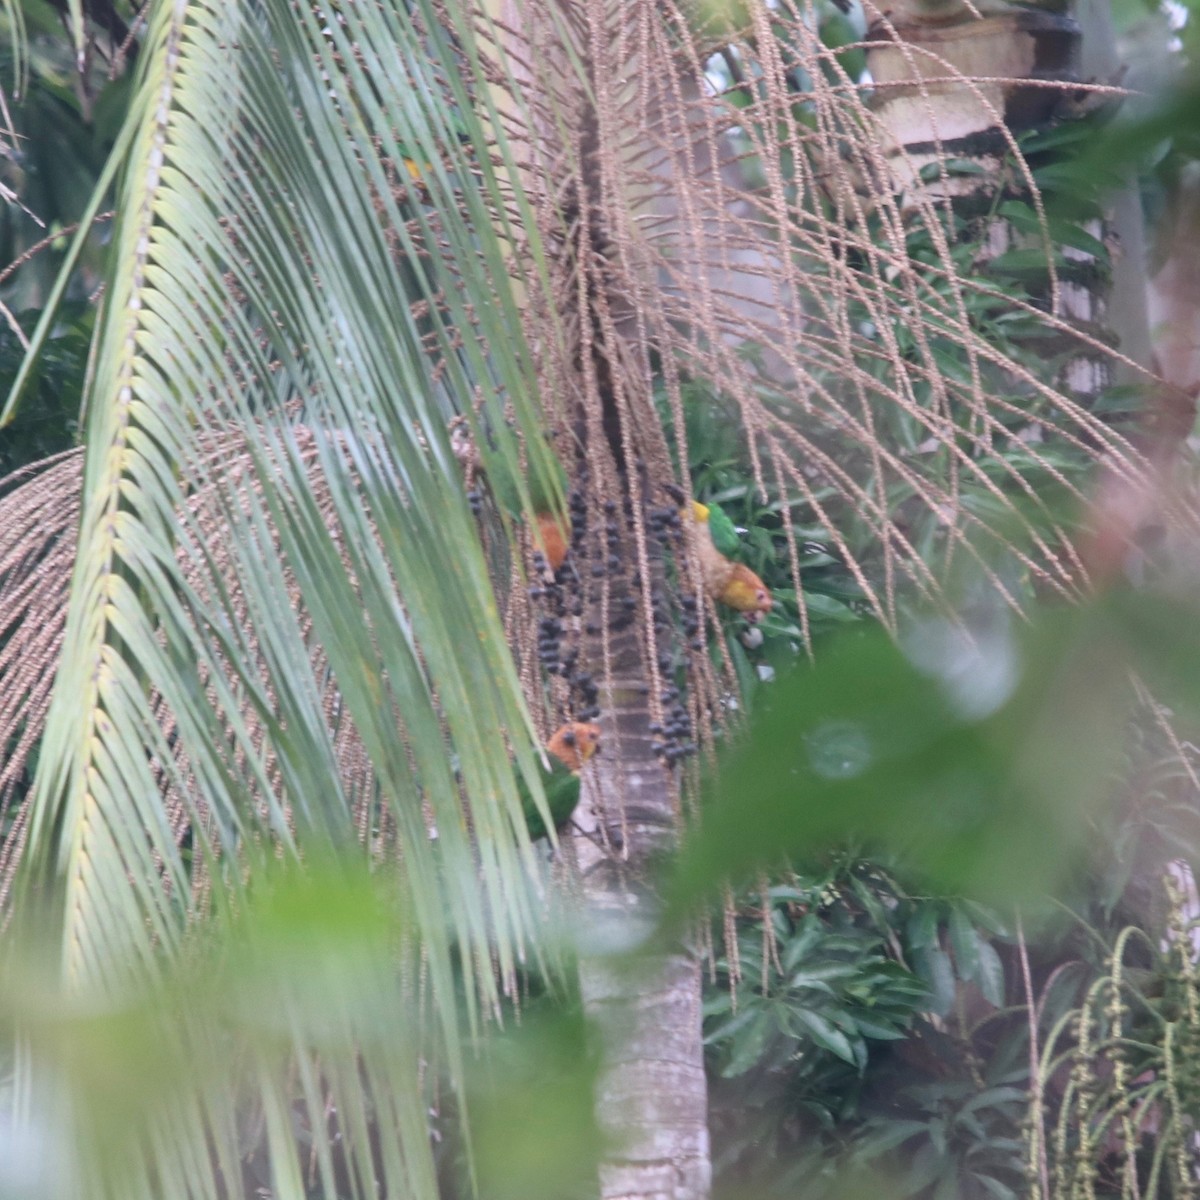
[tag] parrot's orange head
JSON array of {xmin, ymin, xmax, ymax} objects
[
  {"xmin": 535, "ymin": 512, "xmax": 571, "ymax": 574},
  {"xmin": 722, "ymin": 564, "xmax": 773, "ymax": 623},
  {"xmin": 546, "ymin": 722, "xmax": 602, "ymax": 772}
]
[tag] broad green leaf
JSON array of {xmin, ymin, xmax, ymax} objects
[
  {"xmin": 794, "ymin": 1009, "xmax": 857, "ymax": 1064},
  {"xmin": 913, "ymin": 947, "xmax": 956, "ymax": 1017},
  {"xmin": 948, "ymin": 907, "xmax": 981, "ymax": 981},
  {"xmin": 723, "ymin": 1010, "xmax": 775, "ymax": 1076},
  {"xmin": 974, "ymin": 938, "xmax": 1005, "ymax": 1007}
]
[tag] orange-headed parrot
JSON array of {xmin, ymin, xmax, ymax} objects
[
  {"xmin": 689, "ymin": 500, "xmax": 772, "ymax": 622},
  {"xmin": 517, "ymin": 722, "xmax": 601, "ymax": 839}
]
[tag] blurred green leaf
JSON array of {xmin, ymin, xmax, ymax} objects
[
  {"xmin": 948, "ymin": 907, "xmax": 980, "ymax": 981},
  {"xmin": 794, "ymin": 1010, "xmax": 856, "ymax": 1064},
  {"xmin": 2, "ymin": 856, "xmax": 435, "ymax": 1200},
  {"xmin": 974, "ymin": 938, "xmax": 1005, "ymax": 1007},
  {"xmin": 670, "ymin": 599, "xmax": 1145, "ymax": 917},
  {"xmin": 468, "ymin": 1004, "xmax": 604, "ymax": 1200}
]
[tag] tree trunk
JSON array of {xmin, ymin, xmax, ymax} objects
[
  {"xmin": 577, "ymin": 949, "xmax": 708, "ymax": 1200},
  {"xmin": 480, "ymin": 0, "xmax": 714, "ymax": 1187},
  {"xmin": 569, "ymin": 585, "xmax": 710, "ymax": 1199}
]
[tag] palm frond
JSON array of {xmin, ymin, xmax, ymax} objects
[{"xmin": 5, "ymin": 0, "xmax": 569, "ymax": 1101}]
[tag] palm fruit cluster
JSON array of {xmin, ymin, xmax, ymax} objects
[{"xmin": 457, "ymin": 423, "xmax": 772, "ymax": 781}]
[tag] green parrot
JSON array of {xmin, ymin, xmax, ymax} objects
[
  {"xmin": 517, "ymin": 722, "xmax": 601, "ymax": 840},
  {"xmin": 697, "ymin": 499, "xmax": 743, "ymax": 558},
  {"xmin": 453, "ymin": 420, "xmax": 573, "ymax": 572},
  {"xmin": 398, "ymin": 125, "xmax": 475, "ymax": 193},
  {"xmin": 689, "ymin": 500, "xmax": 773, "ymax": 621}
]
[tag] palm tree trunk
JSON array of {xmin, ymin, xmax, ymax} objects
[
  {"xmin": 572, "ymin": 620, "xmax": 710, "ymax": 1200},
  {"xmin": 480, "ymin": 0, "xmax": 714, "ymax": 1183},
  {"xmin": 577, "ymin": 948, "xmax": 709, "ymax": 1200}
]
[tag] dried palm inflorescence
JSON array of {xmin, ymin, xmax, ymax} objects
[
  {"xmin": 0, "ymin": 431, "xmax": 399, "ymax": 906},
  {"xmin": 0, "ymin": 452, "xmax": 81, "ymax": 905},
  {"xmin": 464, "ymin": 0, "xmax": 1194, "ymax": 864},
  {"xmin": 491, "ymin": 0, "xmax": 1151, "ymax": 596}
]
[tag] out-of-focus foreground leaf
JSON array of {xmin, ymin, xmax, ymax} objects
[
  {"xmin": 671, "ymin": 589, "xmax": 1200, "ymax": 914},
  {"xmin": 467, "ymin": 1003, "xmax": 604, "ymax": 1200},
  {"xmin": 0, "ymin": 856, "xmax": 603, "ymax": 1200}
]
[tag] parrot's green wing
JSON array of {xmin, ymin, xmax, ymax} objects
[
  {"xmin": 516, "ymin": 758, "xmax": 582, "ymax": 841},
  {"xmin": 705, "ymin": 501, "xmax": 743, "ymax": 558},
  {"xmin": 481, "ymin": 428, "xmax": 568, "ymax": 522}
]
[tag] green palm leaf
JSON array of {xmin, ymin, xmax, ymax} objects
[{"xmin": 7, "ymin": 6, "xmax": 566, "ymax": 1190}]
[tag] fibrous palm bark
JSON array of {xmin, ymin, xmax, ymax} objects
[{"xmin": 574, "ymin": 620, "xmax": 710, "ymax": 1200}]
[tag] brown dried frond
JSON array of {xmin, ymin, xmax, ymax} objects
[{"xmin": 0, "ymin": 428, "xmax": 439, "ymax": 908}]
